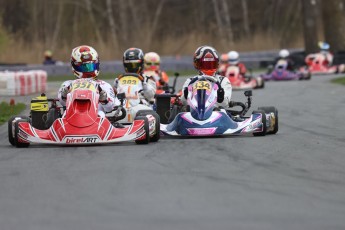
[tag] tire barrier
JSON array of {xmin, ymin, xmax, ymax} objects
[{"xmin": 0, "ymin": 70, "xmax": 47, "ymax": 96}]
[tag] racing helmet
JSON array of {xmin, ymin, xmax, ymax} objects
[
  {"xmin": 228, "ymin": 51, "xmax": 239, "ymax": 65},
  {"xmin": 194, "ymin": 46, "xmax": 219, "ymax": 76},
  {"xmin": 144, "ymin": 52, "xmax": 160, "ymax": 71},
  {"xmin": 279, "ymin": 49, "xmax": 290, "ymax": 58},
  {"xmin": 44, "ymin": 50, "xmax": 53, "ymax": 58},
  {"xmin": 123, "ymin": 48, "xmax": 144, "ymax": 74},
  {"xmin": 220, "ymin": 53, "xmax": 229, "ymax": 64},
  {"xmin": 71, "ymin": 45, "xmax": 100, "ymax": 79},
  {"xmin": 318, "ymin": 41, "xmax": 330, "ymax": 51}
]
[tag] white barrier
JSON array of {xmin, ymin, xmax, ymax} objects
[{"xmin": 0, "ymin": 70, "xmax": 47, "ymax": 96}]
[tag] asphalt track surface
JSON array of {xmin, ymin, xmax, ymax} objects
[{"xmin": 1, "ymin": 74, "xmax": 345, "ymax": 230}]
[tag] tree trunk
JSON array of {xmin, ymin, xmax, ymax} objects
[
  {"xmin": 84, "ymin": 0, "xmax": 105, "ymax": 47},
  {"xmin": 146, "ymin": 0, "xmax": 166, "ymax": 48},
  {"xmin": 301, "ymin": 0, "xmax": 319, "ymax": 53},
  {"xmin": 321, "ymin": 0, "xmax": 345, "ymax": 52},
  {"xmin": 51, "ymin": 1, "xmax": 64, "ymax": 51},
  {"xmin": 241, "ymin": 0, "xmax": 250, "ymax": 36},
  {"xmin": 106, "ymin": 0, "xmax": 119, "ymax": 49}
]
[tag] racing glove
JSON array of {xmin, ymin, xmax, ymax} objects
[
  {"xmin": 99, "ymin": 90, "xmax": 108, "ymax": 105},
  {"xmin": 60, "ymin": 85, "xmax": 71, "ymax": 101}
]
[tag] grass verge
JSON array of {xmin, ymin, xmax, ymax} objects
[
  {"xmin": 0, "ymin": 101, "xmax": 26, "ymax": 125},
  {"xmin": 331, "ymin": 76, "xmax": 345, "ymax": 85}
]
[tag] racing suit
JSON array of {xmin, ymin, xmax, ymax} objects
[
  {"xmin": 143, "ymin": 70, "xmax": 169, "ymax": 94},
  {"xmin": 181, "ymin": 73, "xmax": 232, "ymax": 109},
  {"xmin": 58, "ymin": 79, "xmax": 117, "ymax": 117},
  {"xmin": 113, "ymin": 73, "xmax": 157, "ymax": 122}
]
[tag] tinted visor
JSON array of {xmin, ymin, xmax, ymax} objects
[
  {"xmin": 72, "ymin": 62, "xmax": 99, "ymax": 72},
  {"xmin": 124, "ymin": 61, "xmax": 142, "ymax": 73}
]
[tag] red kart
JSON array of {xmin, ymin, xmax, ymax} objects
[
  {"xmin": 225, "ymin": 66, "xmax": 264, "ymax": 90},
  {"xmin": 8, "ymin": 79, "xmax": 154, "ymax": 147},
  {"xmin": 304, "ymin": 53, "xmax": 340, "ymax": 74}
]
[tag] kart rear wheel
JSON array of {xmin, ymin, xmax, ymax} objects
[
  {"xmin": 8, "ymin": 116, "xmax": 29, "ymax": 146},
  {"xmin": 14, "ymin": 119, "xmax": 30, "ymax": 148},
  {"xmin": 134, "ymin": 116, "xmax": 150, "ymax": 144},
  {"xmin": 252, "ymin": 110, "xmax": 267, "ymax": 136},
  {"xmin": 258, "ymin": 106, "xmax": 279, "ymax": 134},
  {"xmin": 136, "ymin": 110, "xmax": 160, "ymax": 142}
]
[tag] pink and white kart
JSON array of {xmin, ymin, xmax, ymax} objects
[
  {"xmin": 8, "ymin": 79, "xmax": 152, "ymax": 147},
  {"xmin": 304, "ymin": 53, "xmax": 339, "ymax": 74},
  {"xmin": 261, "ymin": 59, "xmax": 311, "ymax": 81},
  {"xmin": 225, "ymin": 66, "xmax": 264, "ymax": 90}
]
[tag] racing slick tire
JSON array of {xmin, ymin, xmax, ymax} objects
[
  {"xmin": 136, "ymin": 110, "xmax": 161, "ymax": 142},
  {"xmin": 14, "ymin": 119, "xmax": 30, "ymax": 148},
  {"xmin": 258, "ymin": 106, "xmax": 279, "ymax": 134},
  {"xmin": 252, "ymin": 110, "xmax": 267, "ymax": 136},
  {"xmin": 8, "ymin": 116, "xmax": 29, "ymax": 146},
  {"xmin": 134, "ymin": 116, "xmax": 150, "ymax": 144},
  {"xmin": 45, "ymin": 108, "xmax": 60, "ymax": 128}
]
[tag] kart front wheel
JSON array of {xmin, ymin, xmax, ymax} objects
[
  {"xmin": 258, "ymin": 106, "xmax": 279, "ymax": 134},
  {"xmin": 14, "ymin": 119, "xmax": 30, "ymax": 148},
  {"xmin": 252, "ymin": 110, "xmax": 267, "ymax": 136},
  {"xmin": 8, "ymin": 116, "xmax": 29, "ymax": 146},
  {"xmin": 136, "ymin": 110, "xmax": 161, "ymax": 142},
  {"xmin": 134, "ymin": 116, "xmax": 150, "ymax": 144}
]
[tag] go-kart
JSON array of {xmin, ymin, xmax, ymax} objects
[
  {"xmin": 8, "ymin": 78, "xmax": 154, "ymax": 147},
  {"xmin": 156, "ymin": 76, "xmax": 278, "ymax": 137},
  {"xmin": 304, "ymin": 53, "xmax": 340, "ymax": 74},
  {"xmin": 261, "ymin": 59, "xmax": 311, "ymax": 81},
  {"xmin": 225, "ymin": 66, "xmax": 264, "ymax": 90},
  {"xmin": 112, "ymin": 73, "xmax": 160, "ymax": 142}
]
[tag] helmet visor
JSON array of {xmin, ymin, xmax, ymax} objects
[
  {"xmin": 124, "ymin": 61, "xmax": 142, "ymax": 73},
  {"xmin": 72, "ymin": 62, "xmax": 99, "ymax": 72}
]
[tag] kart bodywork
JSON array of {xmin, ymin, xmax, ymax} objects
[
  {"xmin": 8, "ymin": 79, "xmax": 150, "ymax": 147},
  {"xmin": 262, "ymin": 59, "xmax": 311, "ymax": 81},
  {"xmin": 225, "ymin": 66, "xmax": 264, "ymax": 90}
]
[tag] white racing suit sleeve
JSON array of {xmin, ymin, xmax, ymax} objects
[
  {"xmin": 57, "ymin": 80, "xmax": 73, "ymax": 107},
  {"xmin": 180, "ymin": 75, "xmax": 232, "ymax": 109},
  {"xmin": 97, "ymin": 80, "xmax": 119, "ymax": 113},
  {"xmin": 142, "ymin": 76, "xmax": 156, "ymax": 102}
]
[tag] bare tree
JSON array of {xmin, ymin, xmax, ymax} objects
[
  {"xmin": 241, "ymin": 0, "xmax": 250, "ymax": 36},
  {"xmin": 106, "ymin": 0, "xmax": 119, "ymax": 49},
  {"xmin": 84, "ymin": 0, "xmax": 105, "ymax": 47},
  {"xmin": 321, "ymin": 0, "xmax": 345, "ymax": 51},
  {"xmin": 301, "ymin": 0, "xmax": 319, "ymax": 53}
]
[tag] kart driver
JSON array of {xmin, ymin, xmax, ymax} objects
[
  {"xmin": 181, "ymin": 45, "xmax": 232, "ymax": 109},
  {"xmin": 143, "ymin": 52, "xmax": 169, "ymax": 94},
  {"xmin": 274, "ymin": 49, "xmax": 295, "ymax": 71},
  {"xmin": 226, "ymin": 51, "xmax": 248, "ymax": 77},
  {"xmin": 114, "ymin": 47, "xmax": 156, "ymax": 105},
  {"xmin": 58, "ymin": 45, "xmax": 117, "ymax": 117},
  {"xmin": 305, "ymin": 41, "xmax": 334, "ymax": 67}
]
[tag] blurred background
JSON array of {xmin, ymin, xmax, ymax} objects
[{"xmin": 0, "ymin": 0, "xmax": 344, "ymax": 64}]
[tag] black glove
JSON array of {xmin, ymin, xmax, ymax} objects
[
  {"xmin": 183, "ymin": 87, "xmax": 188, "ymax": 99},
  {"xmin": 216, "ymin": 82, "xmax": 224, "ymax": 103}
]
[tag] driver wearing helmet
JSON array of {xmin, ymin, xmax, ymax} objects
[
  {"xmin": 226, "ymin": 51, "xmax": 248, "ymax": 77},
  {"xmin": 143, "ymin": 52, "xmax": 169, "ymax": 94},
  {"xmin": 217, "ymin": 53, "xmax": 229, "ymax": 76},
  {"xmin": 181, "ymin": 45, "xmax": 232, "ymax": 109},
  {"xmin": 58, "ymin": 45, "xmax": 117, "ymax": 117},
  {"xmin": 274, "ymin": 49, "xmax": 295, "ymax": 71},
  {"xmin": 114, "ymin": 48, "xmax": 156, "ymax": 105},
  {"xmin": 318, "ymin": 41, "xmax": 333, "ymax": 66}
]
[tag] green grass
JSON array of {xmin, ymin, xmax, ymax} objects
[
  {"xmin": 0, "ymin": 101, "xmax": 26, "ymax": 125},
  {"xmin": 331, "ymin": 76, "xmax": 345, "ymax": 85}
]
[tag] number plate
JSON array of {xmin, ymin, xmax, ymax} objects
[
  {"xmin": 194, "ymin": 81, "xmax": 210, "ymax": 90},
  {"xmin": 120, "ymin": 76, "xmax": 139, "ymax": 85}
]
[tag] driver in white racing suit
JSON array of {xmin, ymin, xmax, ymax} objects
[
  {"xmin": 58, "ymin": 45, "xmax": 117, "ymax": 117},
  {"xmin": 113, "ymin": 48, "xmax": 156, "ymax": 121},
  {"xmin": 181, "ymin": 45, "xmax": 232, "ymax": 109}
]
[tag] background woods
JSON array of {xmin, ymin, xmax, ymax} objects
[{"xmin": 0, "ymin": 0, "xmax": 345, "ymax": 64}]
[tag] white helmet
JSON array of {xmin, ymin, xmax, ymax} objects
[
  {"xmin": 144, "ymin": 52, "xmax": 160, "ymax": 71},
  {"xmin": 228, "ymin": 51, "xmax": 239, "ymax": 65},
  {"xmin": 71, "ymin": 45, "xmax": 100, "ymax": 79},
  {"xmin": 279, "ymin": 49, "xmax": 290, "ymax": 58}
]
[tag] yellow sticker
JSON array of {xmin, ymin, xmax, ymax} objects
[
  {"xmin": 194, "ymin": 81, "xmax": 210, "ymax": 90},
  {"xmin": 120, "ymin": 76, "xmax": 139, "ymax": 85},
  {"xmin": 71, "ymin": 80, "xmax": 96, "ymax": 92}
]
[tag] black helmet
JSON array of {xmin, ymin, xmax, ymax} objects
[{"xmin": 123, "ymin": 48, "xmax": 144, "ymax": 74}]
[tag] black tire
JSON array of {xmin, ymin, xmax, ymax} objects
[
  {"xmin": 136, "ymin": 110, "xmax": 160, "ymax": 142},
  {"xmin": 8, "ymin": 116, "xmax": 29, "ymax": 146},
  {"xmin": 258, "ymin": 106, "xmax": 279, "ymax": 134},
  {"xmin": 134, "ymin": 116, "xmax": 150, "ymax": 144},
  {"xmin": 155, "ymin": 94, "xmax": 172, "ymax": 124},
  {"xmin": 14, "ymin": 119, "xmax": 30, "ymax": 148},
  {"xmin": 45, "ymin": 108, "xmax": 60, "ymax": 128},
  {"xmin": 252, "ymin": 110, "xmax": 267, "ymax": 136}
]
